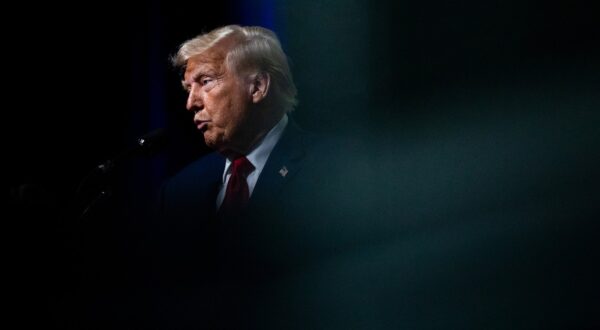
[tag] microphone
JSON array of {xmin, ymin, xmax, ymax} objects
[
  {"xmin": 97, "ymin": 127, "xmax": 168, "ymax": 174},
  {"xmin": 74, "ymin": 127, "xmax": 168, "ymax": 220},
  {"xmin": 136, "ymin": 127, "xmax": 168, "ymax": 155},
  {"xmin": 76, "ymin": 127, "xmax": 168, "ymax": 194}
]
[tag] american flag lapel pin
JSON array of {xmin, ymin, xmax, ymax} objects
[{"xmin": 279, "ymin": 166, "xmax": 289, "ymax": 177}]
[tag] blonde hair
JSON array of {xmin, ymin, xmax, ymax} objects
[{"xmin": 172, "ymin": 25, "xmax": 298, "ymax": 113}]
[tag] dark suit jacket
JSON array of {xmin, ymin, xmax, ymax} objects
[
  {"xmin": 160, "ymin": 120, "xmax": 319, "ymax": 224},
  {"xmin": 155, "ymin": 120, "xmax": 348, "ymax": 328}
]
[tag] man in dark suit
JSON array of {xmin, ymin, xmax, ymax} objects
[
  {"xmin": 156, "ymin": 24, "xmax": 346, "ymax": 328},
  {"xmin": 162, "ymin": 24, "xmax": 311, "ymax": 221}
]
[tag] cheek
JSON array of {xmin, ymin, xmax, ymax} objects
[
  {"xmin": 218, "ymin": 99, "xmax": 240, "ymax": 122},
  {"xmin": 204, "ymin": 97, "xmax": 223, "ymax": 120},
  {"xmin": 207, "ymin": 87, "xmax": 247, "ymax": 128}
]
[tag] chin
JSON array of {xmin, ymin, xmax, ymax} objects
[
  {"xmin": 203, "ymin": 137, "xmax": 218, "ymax": 150},
  {"xmin": 204, "ymin": 135, "xmax": 227, "ymax": 152}
]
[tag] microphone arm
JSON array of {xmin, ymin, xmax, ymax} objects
[
  {"xmin": 97, "ymin": 127, "xmax": 167, "ymax": 174},
  {"xmin": 74, "ymin": 127, "xmax": 167, "ymax": 220}
]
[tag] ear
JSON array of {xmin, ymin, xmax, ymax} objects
[{"xmin": 250, "ymin": 72, "xmax": 271, "ymax": 104}]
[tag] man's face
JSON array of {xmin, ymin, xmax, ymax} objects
[{"xmin": 182, "ymin": 47, "xmax": 253, "ymax": 154}]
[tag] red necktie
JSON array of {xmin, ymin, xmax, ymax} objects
[{"xmin": 218, "ymin": 156, "xmax": 254, "ymax": 218}]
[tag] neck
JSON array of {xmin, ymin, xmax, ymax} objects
[{"xmin": 222, "ymin": 109, "xmax": 285, "ymax": 158}]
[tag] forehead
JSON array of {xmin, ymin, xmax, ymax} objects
[{"xmin": 183, "ymin": 46, "xmax": 228, "ymax": 80}]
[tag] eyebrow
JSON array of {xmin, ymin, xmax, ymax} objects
[
  {"xmin": 181, "ymin": 68, "xmax": 207, "ymax": 88},
  {"xmin": 181, "ymin": 66, "xmax": 225, "ymax": 90},
  {"xmin": 187, "ymin": 65, "xmax": 220, "ymax": 81}
]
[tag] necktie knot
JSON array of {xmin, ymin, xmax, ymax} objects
[{"xmin": 231, "ymin": 156, "xmax": 254, "ymax": 178}]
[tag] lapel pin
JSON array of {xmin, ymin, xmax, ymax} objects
[{"xmin": 279, "ymin": 166, "xmax": 289, "ymax": 178}]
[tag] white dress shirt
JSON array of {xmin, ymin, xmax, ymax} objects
[{"xmin": 216, "ymin": 115, "xmax": 289, "ymax": 209}]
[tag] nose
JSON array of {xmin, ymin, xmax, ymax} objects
[{"xmin": 186, "ymin": 84, "xmax": 204, "ymax": 113}]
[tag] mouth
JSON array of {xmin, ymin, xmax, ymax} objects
[{"xmin": 196, "ymin": 121, "xmax": 210, "ymax": 132}]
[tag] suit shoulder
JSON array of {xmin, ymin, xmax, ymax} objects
[
  {"xmin": 168, "ymin": 152, "xmax": 224, "ymax": 183},
  {"xmin": 159, "ymin": 152, "xmax": 224, "ymax": 217},
  {"xmin": 161, "ymin": 152, "xmax": 224, "ymax": 196}
]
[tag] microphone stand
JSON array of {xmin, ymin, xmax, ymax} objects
[{"xmin": 72, "ymin": 128, "xmax": 167, "ymax": 222}]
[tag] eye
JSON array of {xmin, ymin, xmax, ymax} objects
[{"xmin": 201, "ymin": 77, "xmax": 213, "ymax": 85}]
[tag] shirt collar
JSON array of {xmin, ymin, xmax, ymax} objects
[{"xmin": 222, "ymin": 114, "xmax": 289, "ymax": 183}]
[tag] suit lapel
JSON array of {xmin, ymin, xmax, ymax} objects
[
  {"xmin": 248, "ymin": 120, "xmax": 308, "ymax": 210},
  {"xmin": 194, "ymin": 152, "xmax": 225, "ymax": 218}
]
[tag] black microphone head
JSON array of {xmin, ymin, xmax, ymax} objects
[
  {"xmin": 136, "ymin": 127, "xmax": 168, "ymax": 154},
  {"xmin": 91, "ymin": 127, "xmax": 169, "ymax": 176}
]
